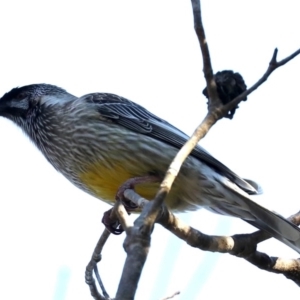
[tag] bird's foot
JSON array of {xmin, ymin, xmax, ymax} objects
[
  {"xmin": 102, "ymin": 175, "xmax": 160, "ymax": 234},
  {"xmin": 116, "ymin": 175, "xmax": 160, "ymax": 211},
  {"xmin": 102, "ymin": 208, "xmax": 124, "ymax": 235}
]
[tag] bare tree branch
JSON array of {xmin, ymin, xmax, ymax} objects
[
  {"xmin": 117, "ymin": 189, "xmax": 300, "ymax": 286},
  {"xmin": 246, "ymin": 253, "xmax": 300, "ymax": 286},
  {"xmin": 86, "ymin": 229, "xmax": 111, "ymax": 300},
  {"xmin": 90, "ymin": 1, "xmax": 300, "ymax": 298},
  {"xmin": 161, "ymin": 291, "xmax": 181, "ymax": 300},
  {"xmin": 114, "ymin": 200, "xmax": 152, "ymax": 299},
  {"xmin": 191, "ymin": 0, "xmax": 221, "ymax": 108},
  {"xmin": 222, "ymin": 48, "xmax": 300, "ymax": 115},
  {"xmin": 289, "ymin": 210, "xmax": 300, "ymax": 226}
]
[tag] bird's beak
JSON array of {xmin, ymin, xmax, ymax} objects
[
  {"xmin": 0, "ymin": 99, "xmax": 8, "ymax": 115},
  {"xmin": 0, "ymin": 96, "xmax": 30, "ymax": 118}
]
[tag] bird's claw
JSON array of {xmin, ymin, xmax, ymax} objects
[{"xmin": 102, "ymin": 209, "xmax": 124, "ymax": 235}]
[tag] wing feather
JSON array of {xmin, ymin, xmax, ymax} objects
[{"xmin": 82, "ymin": 93, "xmax": 257, "ymax": 194}]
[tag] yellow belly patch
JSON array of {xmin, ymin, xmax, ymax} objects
[{"xmin": 79, "ymin": 161, "xmax": 159, "ymax": 204}]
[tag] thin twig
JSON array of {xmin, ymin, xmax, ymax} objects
[
  {"xmin": 86, "ymin": 229, "xmax": 111, "ymax": 300},
  {"xmin": 288, "ymin": 210, "xmax": 300, "ymax": 226},
  {"xmin": 191, "ymin": 0, "xmax": 220, "ymax": 107},
  {"xmin": 222, "ymin": 48, "xmax": 300, "ymax": 115},
  {"xmin": 115, "ymin": 201, "xmax": 134, "ymax": 233},
  {"xmin": 161, "ymin": 291, "xmax": 181, "ymax": 300},
  {"xmin": 124, "ymin": 189, "xmax": 149, "ymax": 208},
  {"xmin": 94, "ymin": 266, "xmax": 111, "ymax": 299}
]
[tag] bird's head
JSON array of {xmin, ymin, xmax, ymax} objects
[{"xmin": 0, "ymin": 84, "xmax": 74, "ymax": 123}]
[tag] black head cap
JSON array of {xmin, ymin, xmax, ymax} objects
[
  {"xmin": 0, "ymin": 84, "xmax": 67, "ymax": 120},
  {"xmin": 1, "ymin": 84, "xmax": 67, "ymax": 102}
]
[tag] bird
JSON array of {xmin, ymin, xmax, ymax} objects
[{"xmin": 0, "ymin": 83, "xmax": 300, "ymax": 252}]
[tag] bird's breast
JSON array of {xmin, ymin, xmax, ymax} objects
[
  {"xmin": 35, "ymin": 117, "xmax": 213, "ymax": 211},
  {"xmin": 78, "ymin": 159, "xmax": 161, "ymax": 204}
]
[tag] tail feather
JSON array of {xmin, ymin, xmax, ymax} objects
[
  {"xmin": 241, "ymin": 199, "xmax": 300, "ymax": 253},
  {"xmin": 243, "ymin": 178, "xmax": 263, "ymax": 195},
  {"xmin": 217, "ymin": 177, "xmax": 300, "ymax": 253},
  {"xmin": 235, "ymin": 191, "xmax": 300, "ymax": 253}
]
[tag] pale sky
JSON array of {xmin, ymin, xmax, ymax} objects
[{"xmin": 0, "ymin": 1, "xmax": 299, "ymax": 299}]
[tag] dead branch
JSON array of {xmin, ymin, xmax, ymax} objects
[
  {"xmin": 222, "ymin": 48, "xmax": 300, "ymax": 115},
  {"xmin": 89, "ymin": 0, "xmax": 300, "ymax": 298},
  {"xmin": 191, "ymin": 0, "xmax": 221, "ymax": 108},
  {"xmin": 161, "ymin": 291, "xmax": 181, "ymax": 300},
  {"xmin": 114, "ymin": 0, "xmax": 300, "ymax": 296},
  {"xmin": 86, "ymin": 229, "xmax": 111, "ymax": 300},
  {"xmin": 124, "ymin": 189, "xmax": 300, "ymax": 285}
]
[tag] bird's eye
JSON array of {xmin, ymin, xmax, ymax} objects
[{"xmin": 15, "ymin": 93, "xmax": 26, "ymax": 100}]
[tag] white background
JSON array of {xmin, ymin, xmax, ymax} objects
[{"xmin": 0, "ymin": 1, "xmax": 299, "ymax": 299}]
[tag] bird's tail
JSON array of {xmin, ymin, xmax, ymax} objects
[
  {"xmin": 242, "ymin": 199, "xmax": 300, "ymax": 253},
  {"xmin": 243, "ymin": 178, "xmax": 263, "ymax": 195},
  {"xmin": 207, "ymin": 175, "xmax": 300, "ymax": 253},
  {"xmin": 225, "ymin": 181, "xmax": 300, "ymax": 253}
]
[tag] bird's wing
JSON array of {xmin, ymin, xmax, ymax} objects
[{"xmin": 82, "ymin": 93, "xmax": 257, "ymax": 194}]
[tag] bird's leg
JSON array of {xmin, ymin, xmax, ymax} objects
[
  {"xmin": 116, "ymin": 175, "xmax": 160, "ymax": 210},
  {"xmin": 102, "ymin": 175, "xmax": 160, "ymax": 234}
]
